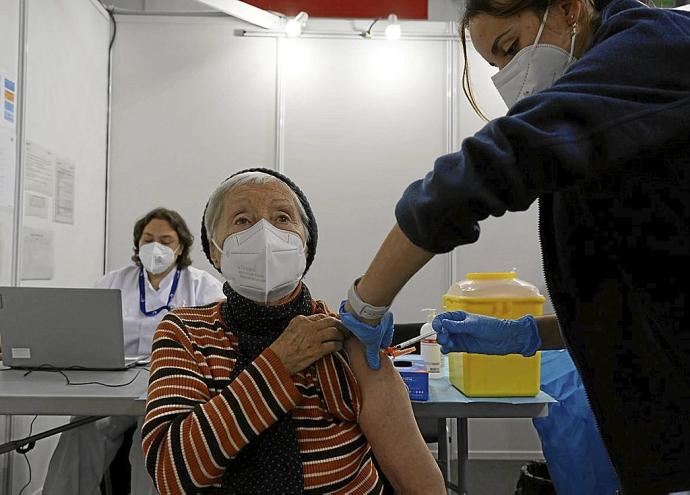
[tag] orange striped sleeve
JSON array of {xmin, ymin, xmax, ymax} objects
[{"xmin": 141, "ymin": 313, "xmax": 303, "ymax": 495}]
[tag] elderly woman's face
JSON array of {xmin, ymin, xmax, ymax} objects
[{"xmin": 210, "ymin": 180, "xmax": 306, "ymax": 267}]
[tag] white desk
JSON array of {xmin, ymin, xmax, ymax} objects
[
  {"xmin": 0, "ymin": 363, "xmax": 553, "ymax": 495},
  {"xmin": 0, "ymin": 365, "xmax": 148, "ymax": 416}
]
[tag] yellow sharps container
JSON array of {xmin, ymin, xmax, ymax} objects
[{"xmin": 442, "ymin": 272, "xmax": 545, "ymax": 397}]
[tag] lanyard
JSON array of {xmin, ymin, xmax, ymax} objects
[{"xmin": 139, "ymin": 267, "xmax": 181, "ymax": 317}]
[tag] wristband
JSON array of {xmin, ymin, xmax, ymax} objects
[{"xmin": 346, "ymin": 277, "xmax": 390, "ymax": 320}]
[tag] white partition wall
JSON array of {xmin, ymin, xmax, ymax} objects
[
  {"xmin": 108, "ymin": 15, "xmax": 544, "ymax": 461},
  {"xmin": 281, "ymin": 35, "xmax": 452, "ymax": 321},
  {"xmin": 19, "ymin": 0, "xmax": 110, "ymax": 287},
  {"xmin": 5, "ymin": 0, "xmax": 111, "ymax": 493},
  {"xmin": 0, "ymin": 0, "xmax": 19, "ymax": 288},
  {"xmin": 0, "ymin": 1, "xmax": 20, "ymax": 488},
  {"xmin": 108, "ymin": 16, "xmax": 278, "ymax": 276}
]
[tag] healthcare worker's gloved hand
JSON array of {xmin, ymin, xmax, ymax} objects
[
  {"xmin": 339, "ymin": 301, "xmax": 394, "ymax": 370},
  {"xmin": 432, "ymin": 311, "xmax": 541, "ymax": 357}
]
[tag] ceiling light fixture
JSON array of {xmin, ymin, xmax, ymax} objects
[
  {"xmin": 385, "ymin": 14, "xmax": 401, "ymax": 40},
  {"xmin": 285, "ymin": 11, "xmax": 309, "ymax": 38}
]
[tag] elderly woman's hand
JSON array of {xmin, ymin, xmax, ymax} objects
[{"xmin": 270, "ymin": 314, "xmax": 345, "ymax": 374}]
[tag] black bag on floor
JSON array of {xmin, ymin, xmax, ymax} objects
[{"xmin": 514, "ymin": 461, "xmax": 556, "ymax": 495}]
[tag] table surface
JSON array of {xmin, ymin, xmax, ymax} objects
[
  {"xmin": 0, "ymin": 363, "xmax": 554, "ymax": 418},
  {"xmin": 0, "ymin": 364, "xmax": 150, "ymax": 416},
  {"xmin": 412, "ymin": 375, "xmax": 554, "ymax": 419}
]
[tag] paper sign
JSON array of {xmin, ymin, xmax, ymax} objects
[
  {"xmin": 25, "ymin": 192, "xmax": 49, "ymax": 219},
  {"xmin": 0, "ymin": 73, "xmax": 16, "ymax": 129},
  {"xmin": 21, "ymin": 227, "xmax": 54, "ymax": 280},
  {"xmin": 54, "ymin": 158, "xmax": 75, "ymax": 224},
  {"xmin": 24, "ymin": 142, "xmax": 54, "ymax": 197}
]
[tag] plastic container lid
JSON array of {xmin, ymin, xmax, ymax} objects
[{"xmin": 445, "ymin": 271, "xmax": 544, "ymax": 299}]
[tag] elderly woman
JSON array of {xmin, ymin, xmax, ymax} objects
[{"xmin": 142, "ymin": 169, "xmax": 444, "ymax": 494}]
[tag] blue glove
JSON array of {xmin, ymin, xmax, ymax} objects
[
  {"xmin": 432, "ymin": 311, "xmax": 541, "ymax": 357},
  {"xmin": 339, "ymin": 301, "xmax": 394, "ymax": 370}
]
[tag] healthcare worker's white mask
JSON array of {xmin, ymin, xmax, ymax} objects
[
  {"xmin": 139, "ymin": 242, "xmax": 177, "ymax": 275},
  {"xmin": 213, "ymin": 219, "xmax": 307, "ymax": 304},
  {"xmin": 491, "ymin": 6, "xmax": 577, "ymax": 108}
]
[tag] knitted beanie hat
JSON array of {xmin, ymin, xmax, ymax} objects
[{"xmin": 201, "ymin": 167, "xmax": 318, "ymax": 275}]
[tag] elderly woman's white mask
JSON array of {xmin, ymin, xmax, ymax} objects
[{"xmin": 213, "ymin": 219, "xmax": 306, "ymax": 303}]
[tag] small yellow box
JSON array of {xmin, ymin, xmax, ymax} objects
[{"xmin": 442, "ymin": 272, "xmax": 545, "ymax": 397}]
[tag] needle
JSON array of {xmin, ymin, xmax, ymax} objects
[{"xmin": 393, "ymin": 330, "xmax": 437, "ymax": 350}]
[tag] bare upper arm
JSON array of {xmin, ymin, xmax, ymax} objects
[{"xmin": 345, "ymin": 338, "xmax": 445, "ymax": 494}]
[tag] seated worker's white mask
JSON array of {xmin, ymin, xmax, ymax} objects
[
  {"xmin": 139, "ymin": 242, "xmax": 177, "ymax": 275},
  {"xmin": 213, "ymin": 219, "xmax": 307, "ymax": 303},
  {"xmin": 491, "ymin": 5, "xmax": 577, "ymax": 108}
]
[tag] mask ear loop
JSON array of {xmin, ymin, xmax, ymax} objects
[
  {"xmin": 531, "ymin": 6, "xmax": 550, "ymax": 53},
  {"xmin": 567, "ymin": 21, "xmax": 578, "ymax": 65},
  {"xmin": 513, "ymin": 5, "xmax": 550, "ymax": 103}
]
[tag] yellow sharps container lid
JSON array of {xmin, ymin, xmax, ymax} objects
[
  {"xmin": 445, "ymin": 271, "xmax": 544, "ymax": 300},
  {"xmin": 466, "ymin": 272, "xmax": 517, "ymax": 280}
]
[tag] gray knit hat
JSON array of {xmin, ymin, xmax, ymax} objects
[{"xmin": 201, "ymin": 167, "xmax": 318, "ymax": 275}]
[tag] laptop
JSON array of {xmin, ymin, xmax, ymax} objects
[{"xmin": 0, "ymin": 287, "xmax": 147, "ymax": 370}]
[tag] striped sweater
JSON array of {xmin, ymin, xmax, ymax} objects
[{"xmin": 142, "ymin": 301, "xmax": 383, "ymax": 494}]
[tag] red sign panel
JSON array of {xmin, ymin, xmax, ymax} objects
[{"xmin": 246, "ymin": 1, "xmax": 428, "ymax": 19}]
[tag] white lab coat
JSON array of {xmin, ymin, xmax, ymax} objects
[
  {"xmin": 43, "ymin": 264, "xmax": 224, "ymax": 495},
  {"xmin": 96, "ymin": 264, "xmax": 225, "ymax": 356}
]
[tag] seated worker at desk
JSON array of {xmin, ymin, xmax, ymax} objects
[
  {"xmin": 142, "ymin": 169, "xmax": 445, "ymax": 494},
  {"xmin": 44, "ymin": 207, "xmax": 224, "ymax": 495}
]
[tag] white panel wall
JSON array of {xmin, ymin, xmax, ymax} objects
[
  {"xmin": 0, "ymin": 1, "xmax": 19, "ymax": 489},
  {"xmin": 0, "ymin": 0, "xmax": 19, "ymax": 288},
  {"xmin": 108, "ymin": 16, "xmax": 545, "ymax": 460},
  {"xmin": 8, "ymin": 1, "xmax": 111, "ymax": 493},
  {"xmin": 281, "ymin": 37, "xmax": 452, "ymax": 321},
  {"xmin": 108, "ymin": 16, "xmax": 277, "ymax": 276},
  {"xmin": 19, "ymin": 0, "xmax": 110, "ymax": 287}
]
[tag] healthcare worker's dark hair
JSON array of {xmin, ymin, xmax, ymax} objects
[
  {"xmin": 132, "ymin": 207, "xmax": 194, "ymax": 269},
  {"xmin": 460, "ymin": 0, "xmax": 599, "ymax": 120}
]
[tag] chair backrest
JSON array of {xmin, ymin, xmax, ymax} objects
[
  {"xmin": 392, "ymin": 322, "xmax": 438, "ymax": 443},
  {"xmin": 392, "ymin": 323, "xmax": 424, "ymax": 353}
]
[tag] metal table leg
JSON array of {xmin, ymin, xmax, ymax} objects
[
  {"xmin": 437, "ymin": 418, "xmax": 452, "ymax": 494},
  {"xmin": 457, "ymin": 418, "xmax": 469, "ymax": 495}
]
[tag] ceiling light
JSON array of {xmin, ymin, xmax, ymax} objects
[
  {"xmin": 285, "ymin": 11, "xmax": 308, "ymax": 38},
  {"xmin": 385, "ymin": 14, "xmax": 401, "ymax": 40}
]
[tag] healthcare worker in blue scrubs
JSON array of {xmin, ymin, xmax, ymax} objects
[
  {"xmin": 44, "ymin": 207, "xmax": 224, "ymax": 495},
  {"xmin": 340, "ymin": 0, "xmax": 690, "ymax": 493}
]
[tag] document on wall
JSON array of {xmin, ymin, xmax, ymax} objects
[
  {"xmin": 0, "ymin": 128, "xmax": 16, "ymax": 208},
  {"xmin": 0, "ymin": 71, "xmax": 17, "ymax": 129},
  {"xmin": 24, "ymin": 192, "xmax": 49, "ymax": 219},
  {"xmin": 21, "ymin": 227, "xmax": 54, "ymax": 280},
  {"xmin": 24, "ymin": 142, "xmax": 54, "ymax": 197},
  {"xmin": 54, "ymin": 157, "xmax": 75, "ymax": 224}
]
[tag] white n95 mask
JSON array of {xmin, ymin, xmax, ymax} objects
[
  {"xmin": 491, "ymin": 6, "xmax": 577, "ymax": 108},
  {"xmin": 213, "ymin": 219, "xmax": 307, "ymax": 303},
  {"xmin": 139, "ymin": 242, "xmax": 177, "ymax": 275}
]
